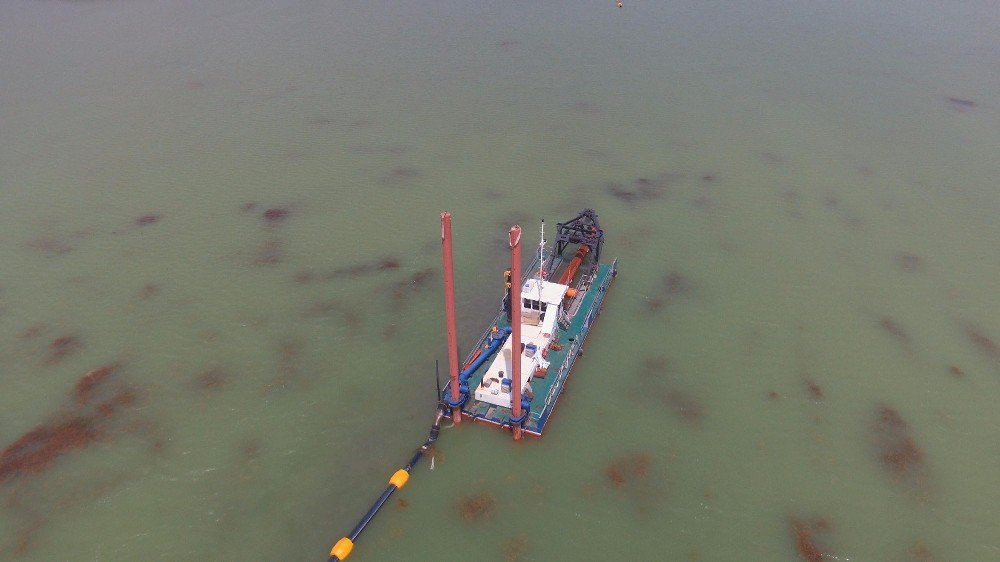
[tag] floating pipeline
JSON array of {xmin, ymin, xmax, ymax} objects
[
  {"xmin": 327, "ymin": 311, "xmax": 510, "ymax": 561},
  {"xmin": 327, "ymin": 404, "xmax": 447, "ymax": 562}
]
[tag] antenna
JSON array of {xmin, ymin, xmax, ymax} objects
[
  {"xmin": 435, "ymin": 359, "xmax": 442, "ymax": 403},
  {"xmin": 538, "ymin": 219, "xmax": 546, "ymax": 285}
]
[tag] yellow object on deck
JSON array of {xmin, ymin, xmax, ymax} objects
[
  {"xmin": 330, "ymin": 537, "xmax": 353, "ymax": 560},
  {"xmin": 389, "ymin": 469, "xmax": 410, "ymax": 489}
]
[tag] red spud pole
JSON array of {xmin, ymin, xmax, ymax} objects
[
  {"xmin": 441, "ymin": 212, "xmax": 462, "ymax": 423},
  {"xmin": 508, "ymin": 225, "xmax": 523, "ymax": 441}
]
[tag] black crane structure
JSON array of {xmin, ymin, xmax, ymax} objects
[{"xmin": 554, "ymin": 208, "xmax": 604, "ymax": 264}]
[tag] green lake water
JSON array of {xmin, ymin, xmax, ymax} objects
[{"xmin": 1, "ymin": 1, "xmax": 998, "ymax": 560}]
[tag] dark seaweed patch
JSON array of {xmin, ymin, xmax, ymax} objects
[
  {"xmin": 19, "ymin": 324, "xmax": 45, "ymax": 339},
  {"xmin": 569, "ymin": 100, "xmax": 601, "ymax": 113},
  {"xmin": 856, "ymin": 164, "xmax": 876, "ymax": 177},
  {"xmin": 963, "ymin": 323, "xmax": 999, "ymax": 366},
  {"xmin": 0, "ymin": 417, "xmax": 103, "ymax": 483},
  {"xmin": 1, "ymin": 364, "xmax": 144, "ymax": 484},
  {"xmin": 601, "ymin": 452, "xmax": 661, "ymax": 515},
  {"xmin": 74, "ymin": 363, "xmax": 119, "ymax": 406},
  {"xmin": 391, "ymin": 268, "xmax": 436, "ymax": 301},
  {"xmin": 308, "ymin": 116, "xmax": 337, "ymax": 126},
  {"xmin": 193, "ymin": 368, "xmax": 229, "ymax": 391},
  {"xmin": 456, "ymin": 491, "xmax": 496, "ymax": 521},
  {"xmin": 503, "ymin": 534, "xmax": 529, "ymax": 562},
  {"xmin": 804, "ymin": 379, "xmax": 824, "ymax": 401},
  {"xmin": 298, "ymin": 256, "xmax": 401, "ymax": 282},
  {"xmin": 380, "ymin": 166, "xmax": 420, "ymax": 186},
  {"xmin": 604, "ymin": 453, "xmax": 651, "ymax": 488},
  {"xmin": 351, "ymin": 144, "xmax": 407, "ymax": 156},
  {"xmin": 780, "ymin": 190, "xmax": 803, "ymax": 219},
  {"xmin": 646, "ymin": 271, "xmax": 696, "ymax": 313},
  {"xmin": 664, "ymin": 272, "xmax": 693, "ymax": 296},
  {"xmin": 664, "ymin": 389, "xmax": 705, "ymax": 422},
  {"xmin": 26, "ymin": 237, "xmax": 74, "ymax": 256},
  {"xmin": 46, "ymin": 335, "xmax": 82, "ymax": 365},
  {"xmin": 688, "ymin": 195, "xmax": 717, "ymax": 210},
  {"xmin": 871, "ymin": 405, "xmax": 926, "ymax": 487},
  {"xmin": 0, "ymin": 364, "xmax": 157, "ymax": 557},
  {"xmin": 263, "ymin": 207, "xmax": 290, "ymax": 223},
  {"xmin": 789, "ymin": 517, "xmax": 833, "ymax": 561},
  {"xmin": 878, "ymin": 316, "xmax": 911, "ymax": 350},
  {"xmin": 909, "ymin": 541, "xmax": 938, "ymax": 561},
  {"xmin": 761, "ymin": 152, "xmax": 785, "ymax": 165},
  {"xmin": 264, "ymin": 340, "xmax": 304, "ymax": 393},
  {"xmin": 639, "ymin": 357, "xmax": 706, "ymax": 422},
  {"xmin": 896, "ymin": 252, "xmax": 921, "ymax": 272},
  {"xmin": 279, "ymin": 340, "xmax": 301, "ymax": 381},
  {"xmin": 946, "ymin": 97, "xmax": 976, "ymax": 109},
  {"xmin": 606, "ymin": 173, "xmax": 683, "ymax": 206},
  {"xmin": 303, "ymin": 299, "xmax": 364, "ymax": 329},
  {"xmin": 138, "ymin": 283, "xmax": 159, "ymax": 300},
  {"xmin": 254, "ymin": 239, "xmax": 282, "ymax": 265},
  {"xmin": 134, "ymin": 214, "xmax": 161, "ymax": 227}
]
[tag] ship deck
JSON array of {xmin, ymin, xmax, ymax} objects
[{"xmin": 443, "ymin": 257, "xmax": 616, "ymax": 436}]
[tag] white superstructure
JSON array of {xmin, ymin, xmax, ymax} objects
[{"xmin": 473, "ymin": 277, "xmax": 569, "ymax": 408}]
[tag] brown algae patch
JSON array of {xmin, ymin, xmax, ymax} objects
[
  {"xmin": 878, "ymin": 316, "xmax": 911, "ymax": 350},
  {"xmin": 606, "ymin": 172, "xmax": 684, "ymax": 206},
  {"xmin": 456, "ymin": 491, "xmax": 496, "ymax": 521},
  {"xmin": 74, "ymin": 363, "xmax": 120, "ymax": 405},
  {"xmin": 962, "ymin": 322, "xmax": 999, "ymax": 368},
  {"xmin": 646, "ymin": 271, "xmax": 697, "ymax": 313},
  {"xmin": 192, "ymin": 367, "xmax": 229, "ymax": 392},
  {"xmin": 895, "ymin": 252, "xmax": 921, "ymax": 272},
  {"xmin": 502, "ymin": 534, "xmax": 529, "ymax": 561},
  {"xmin": 0, "ymin": 363, "xmax": 159, "ymax": 557},
  {"xmin": 1, "ymin": 363, "xmax": 147, "ymax": 484},
  {"xmin": 604, "ymin": 452, "xmax": 652, "ymax": 488},
  {"xmin": 390, "ymin": 268, "xmax": 436, "ymax": 302},
  {"xmin": 640, "ymin": 357, "xmax": 706, "ymax": 423},
  {"xmin": 804, "ymin": 379, "xmax": 824, "ymax": 401},
  {"xmin": 789, "ymin": 517, "xmax": 834, "ymax": 561},
  {"xmin": 45, "ymin": 335, "xmax": 83, "ymax": 365},
  {"xmin": 380, "ymin": 166, "xmax": 420, "ymax": 186},
  {"xmin": 134, "ymin": 214, "xmax": 161, "ymax": 227},
  {"xmin": 946, "ymin": 96, "xmax": 976, "ymax": 110},
  {"xmin": 295, "ymin": 256, "xmax": 401, "ymax": 283},
  {"xmin": 663, "ymin": 389, "xmax": 705, "ymax": 422},
  {"xmin": 871, "ymin": 405, "xmax": 927, "ymax": 491},
  {"xmin": 601, "ymin": 451, "xmax": 663, "ymax": 516}
]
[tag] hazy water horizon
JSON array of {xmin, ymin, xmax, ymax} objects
[{"xmin": 1, "ymin": 1, "xmax": 998, "ymax": 560}]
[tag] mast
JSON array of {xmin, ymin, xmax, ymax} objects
[
  {"xmin": 538, "ymin": 219, "xmax": 545, "ymax": 286},
  {"xmin": 440, "ymin": 212, "xmax": 462, "ymax": 423},
  {"xmin": 509, "ymin": 225, "xmax": 523, "ymax": 441}
]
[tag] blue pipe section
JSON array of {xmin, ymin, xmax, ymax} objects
[{"xmin": 456, "ymin": 326, "xmax": 511, "ymax": 398}]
